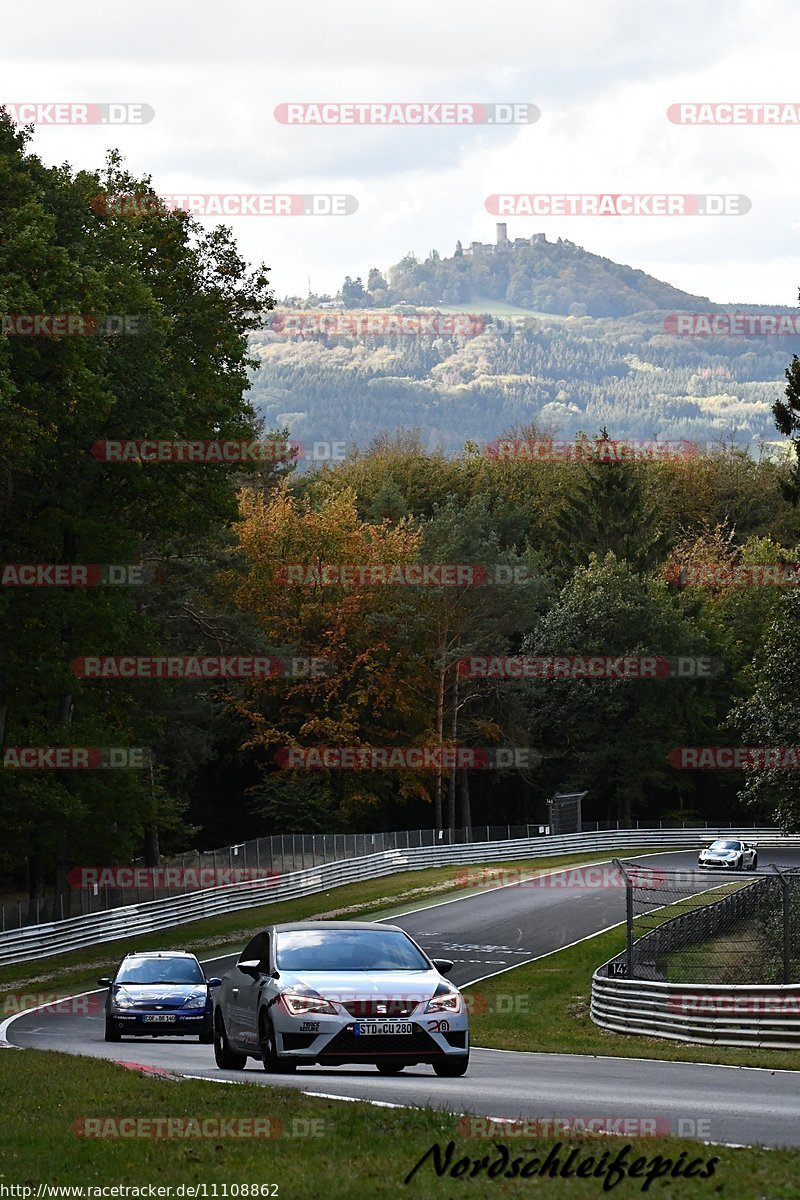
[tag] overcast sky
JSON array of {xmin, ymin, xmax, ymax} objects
[{"xmin": 5, "ymin": 0, "xmax": 800, "ymax": 305}]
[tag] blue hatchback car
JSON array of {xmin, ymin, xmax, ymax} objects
[{"xmin": 99, "ymin": 951, "xmax": 222, "ymax": 1043}]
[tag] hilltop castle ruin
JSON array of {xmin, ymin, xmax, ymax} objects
[{"xmin": 456, "ymin": 224, "xmax": 548, "ymax": 257}]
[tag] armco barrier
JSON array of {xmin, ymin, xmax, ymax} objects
[
  {"xmin": 0, "ymin": 827, "xmax": 789, "ymax": 969},
  {"xmin": 591, "ymin": 974, "xmax": 800, "ymax": 1050},
  {"xmin": 592, "ymin": 856, "xmax": 800, "ymax": 1048}
]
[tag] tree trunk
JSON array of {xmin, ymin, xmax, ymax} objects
[
  {"xmin": 143, "ymin": 824, "xmax": 160, "ymax": 868},
  {"xmin": 447, "ymin": 669, "xmax": 459, "ymax": 832},
  {"xmin": 28, "ymin": 850, "xmax": 44, "ymax": 903},
  {"xmin": 55, "ymin": 690, "xmax": 74, "ymax": 917},
  {"xmin": 459, "ymin": 767, "xmax": 471, "ymax": 836},
  {"xmin": 434, "ymin": 659, "xmax": 445, "ymax": 828}
]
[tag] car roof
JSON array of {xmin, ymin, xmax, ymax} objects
[
  {"xmin": 122, "ymin": 950, "xmax": 198, "ymax": 959},
  {"xmin": 270, "ymin": 921, "xmax": 404, "ymax": 933}
]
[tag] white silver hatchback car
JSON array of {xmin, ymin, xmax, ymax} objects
[
  {"xmin": 213, "ymin": 921, "xmax": 469, "ymax": 1076},
  {"xmin": 698, "ymin": 838, "xmax": 758, "ymax": 870}
]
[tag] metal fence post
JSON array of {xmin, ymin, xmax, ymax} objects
[
  {"xmin": 614, "ymin": 859, "xmax": 634, "ymax": 978},
  {"xmin": 783, "ymin": 872, "xmax": 791, "ymax": 984}
]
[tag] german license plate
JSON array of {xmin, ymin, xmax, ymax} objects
[
  {"xmin": 353, "ymin": 1021, "xmax": 413, "ymax": 1036},
  {"xmin": 143, "ymin": 1014, "xmax": 176, "ymax": 1023}
]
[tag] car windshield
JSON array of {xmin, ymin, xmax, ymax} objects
[
  {"xmin": 710, "ymin": 840, "xmax": 741, "ymax": 852},
  {"xmin": 276, "ymin": 929, "xmax": 430, "ymax": 972},
  {"xmin": 116, "ymin": 958, "xmax": 204, "ymax": 985}
]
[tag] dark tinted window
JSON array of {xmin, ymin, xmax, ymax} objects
[
  {"xmin": 711, "ymin": 840, "xmax": 742, "ymax": 851},
  {"xmin": 116, "ymin": 956, "xmax": 204, "ymax": 984},
  {"xmin": 276, "ymin": 928, "xmax": 429, "ymax": 972},
  {"xmin": 240, "ymin": 932, "xmax": 269, "ymax": 966}
]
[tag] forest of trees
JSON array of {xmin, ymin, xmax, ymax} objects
[
  {"xmin": 5, "ymin": 115, "xmax": 800, "ymax": 906},
  {"xmin": 248, "ymin": 317, "xmax": 800, "ymax": 458},
  {"xmin": 259, "ymin": 238, "xmax": 800, "ymax": 456}
]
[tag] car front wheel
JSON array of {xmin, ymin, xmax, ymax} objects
[
  {"xmin": 432, "ymin": 1054, "xmax": 469, "ymax": 1077},
  {"xmin": 104, "ymin": 1017, "xmax": 121, "ymax": 1043},
  {"xmin": 258, "ymin": 1011, "xmax": 296, "ymax": 1074},
  {"xmin": 214, "ymin": 1011, "xmax": 247, "ymax": 1070}
]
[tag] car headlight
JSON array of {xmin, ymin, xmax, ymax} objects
[
  {"xmin": 182, "ymin": 991, "xmax": 208, "ymax": 1009},
  {"xmin": 424, "ymin": 984, "xmax": 462, "ymax": 1014},
  {"xmin": 110, "ymin": 990, "xmax": 137, "ymax": 1010},
  {"xmin": 280, "ymin": 988, "xmax": 337, "ymax": 1016}
]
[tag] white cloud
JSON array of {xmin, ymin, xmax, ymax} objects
[{"xmin": 3, "ymin": 0, "xmax": 800, "ymax": 300}]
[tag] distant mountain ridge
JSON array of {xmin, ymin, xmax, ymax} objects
[
  {"xmin": 253, "ymin": 232, "xmax": 800, "ymax": 459},
  {"xmin": 331, "ymin": 227, "xmax": 798, "ymax": 320}
]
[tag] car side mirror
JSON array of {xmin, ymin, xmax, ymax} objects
[
  {"xmin": 206, "ymin": 977, "xmax": 223, "ymax": 987},
  {"xmin": 97, "ymin": 977, "xmax": 112, "ymax": 987},
  {"xmin": 237, "ymin": 959, "xmax": 262, "ymax": 978},
  {"xmin": 432, "ymin": 959, "xmax": 454, "ymax": 976}
]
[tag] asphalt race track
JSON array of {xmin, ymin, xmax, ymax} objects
[{"xmin": 5, "ymin": 848, "xmax": 800, "ymax": 1148}]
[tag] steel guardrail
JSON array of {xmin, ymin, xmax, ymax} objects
[
  {"xmin": 591, "ymin": 973, "xmax": 800, "ymax": 1049},
  {"xmin": 0, "ymin": 826, "xmax": 791, "ymax": 968},
  {"xmin": 591, "ymin": 853, "xmax": 800, "ymax": 1049}
]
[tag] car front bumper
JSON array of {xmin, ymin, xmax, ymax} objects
[
  {"xmin": 108, "ymin": 1010, "xmax": 212, "ymax": 1036},
  {"xmin": 273, "ymin": 1013, "xmax": 469, "ymax": 1065}
]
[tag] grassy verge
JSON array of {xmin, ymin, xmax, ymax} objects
[
  {"xmin": 665, "ymin": 915, "xmax": 768, "ymax": 984},
  {"xmin": 466, "ymin": 922, "xmax": 800, "ymax": 1071},
  {"xmin": 0, "ymin": 1048, "xmax": 796, "ymax": 1196},
  {"xmin": 0, "ymin": 848, "xmax": 671, "ymax": 1003}
]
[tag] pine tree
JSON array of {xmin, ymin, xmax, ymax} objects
[
  {"xmin": 549, "ymin": 431, "xmax": 667, "ymax": 574},
  {"xmin": 772, "ymin": 353, "xmax": 800, "ymax": 503}
]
